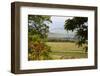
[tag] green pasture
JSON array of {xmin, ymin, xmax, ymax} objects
[{"xmin": 46, "ymin": 42, "xmax": 88, "ymax": 59}]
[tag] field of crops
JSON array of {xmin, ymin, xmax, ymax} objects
[{"xmin": 46, "ymin": 42, "xmax": 88, "ymax": 59}]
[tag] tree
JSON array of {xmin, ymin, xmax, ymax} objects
[
  {"xmin": 28, "ymin": 15, "xmax": 52, "ymax": 60},
  {"xmin": 28, "ymin": 15, "xmax": 52, "ymax": 38},
  {"xmin": 28, "ymin": 35, "xmax": 52, "ymax": 60},
  {"xmin": 64, "ymin": 17, "xmax": 88, "ymax": 52}
]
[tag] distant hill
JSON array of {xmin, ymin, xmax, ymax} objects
[{"xmin": 48, "ymin": 32, "xmax": 75, "ymax": 40}]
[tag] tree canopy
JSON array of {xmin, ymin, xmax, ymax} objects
[
  {"xmin": 64, "ymin": 17, "xmax": 88, "ymax": 52},
  {"xmin": 28, "ymin": 15, "xmax": 52, "ymax": 38},
  {"xmin": 28, "ymin": 15, "xmax": 52, "ymax": 60}
]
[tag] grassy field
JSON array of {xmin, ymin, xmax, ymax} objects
[{"xmin": 46, "ymin": 42, "xmax": 88, "ymax": 59}]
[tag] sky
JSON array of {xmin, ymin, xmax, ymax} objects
[{"xmin": 48, "ymin": 16, "xmax": 75, "ymax": 36}]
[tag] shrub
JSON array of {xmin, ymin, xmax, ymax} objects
[{"xmin": 28, "ymin": 35, "xmax": 52, "ymax": 60}]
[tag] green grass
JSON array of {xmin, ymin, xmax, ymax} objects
[{"xmin": 46, "ymin": 42, "xmax": 88, "ymax": 59}]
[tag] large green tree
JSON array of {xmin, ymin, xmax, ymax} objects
[
  {"xmin": 64, "ymin": 17, "xmax": 88, "ymax": 52},
  {"xmin": 28, "ymin": 15, "xmax": 52, "ymax": 38},
  {"xmin": 28, "ymin": 15, "xmax": 52, "ymax": 60}
]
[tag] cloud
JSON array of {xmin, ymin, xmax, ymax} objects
[{"xmin": 49, "ymin": 16, "xmax": 73, "ymax": 35}]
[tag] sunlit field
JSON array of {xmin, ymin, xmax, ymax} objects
[{"xmin": 46, "ymin": 42, "xmax": 88, "ymax": 59}]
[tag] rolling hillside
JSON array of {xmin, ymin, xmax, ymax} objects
[{"xmin": 48, "ymin": 32, "xmax": 76, "ymax": 40}]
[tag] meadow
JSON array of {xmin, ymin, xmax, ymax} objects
[{"xmin": 46, "ymin": 42, "xmax": 88, "ymax": 59}]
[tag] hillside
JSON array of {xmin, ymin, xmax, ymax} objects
[{"xmin": 48, "ymin": 32, "xmax": 75, "ymax": 40}]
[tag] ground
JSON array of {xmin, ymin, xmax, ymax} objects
[{"xmin": 46, "ymin": 42, "xmax": 88, "ymax": 60}]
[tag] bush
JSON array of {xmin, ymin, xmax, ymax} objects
[{"xmin": 28, "ymin": 35, "xmax": 52, "ymax": 60}]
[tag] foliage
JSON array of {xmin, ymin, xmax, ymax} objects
[
  {"xmin": 64, "ymin": 17, "xmax": 88, "ymax": 52},
  {"xmin": 28, "ymin": 35, "xmax": 52, "ymax": 60},
  {"xmin": 28, "ymin": 15, "xmax": 52, "ymax": 60},
  {"xmin": 48, "ymin": 39, "xmax": 75, "ymax": 42},
  {"xmin": 28, "ymin": 15, "xmax": 52, "ymax": 38}
]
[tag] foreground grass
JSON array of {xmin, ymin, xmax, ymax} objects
[{"xmin": 46, "ymin": 42, "xmax": 88, "ymax": 59}]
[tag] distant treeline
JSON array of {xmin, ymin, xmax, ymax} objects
[{"xmin": 47, "ymin": 39, "xmax": 76, "ymax": 42}]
